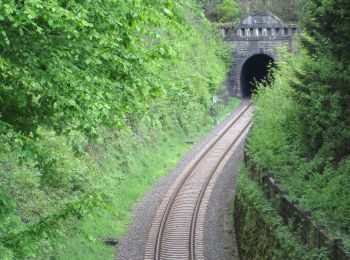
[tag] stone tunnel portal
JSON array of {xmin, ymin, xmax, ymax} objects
[
  {"xmin": 221, "ymin": 13, "xmax": 299, "ymax": 97},
  {"xmin": 240, "ymin": 54, "xmax": 274, "ymax": 98}
]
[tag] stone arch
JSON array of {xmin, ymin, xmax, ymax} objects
[
  {"xmin": 233, "ymin": 49, "xmax": 277, "ymax": 97},
  {"xmin": 240, "ymin": 53, "xmax": 275, "ymax": 98}
]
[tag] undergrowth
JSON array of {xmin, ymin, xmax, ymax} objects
[
  {"xmin": 246, "ymin": 47, "xmax": 350, "ymax": 251},
  {"xmin": 246, "ymin": 0, "xmax": 350, "ymax": 248},
  {"xmin": 234, "ymin": 166, "xmax": 327, "ymax": 259},
  {"xmin": 57, "ymin": 98, "xmax": 240, "ymax": 260},
  {"xmin": 0, "ymin": 0, "xmax": 238, "ymax": 258}
]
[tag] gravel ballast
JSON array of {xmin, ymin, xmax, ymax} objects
[{"xmin": 117, "ymin": 101, "xmax": 249, "ymax": 260}]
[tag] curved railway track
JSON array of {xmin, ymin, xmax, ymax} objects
[{"xmin": 145, "ymin": 103, "xmax": 253, "ymax": 260}]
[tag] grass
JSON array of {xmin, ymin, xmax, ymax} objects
[
  {"xmin": 56, "ymin": 97, "xmax": 240, "ymax": 260},
  {"xmin": 217, "ymin": 98, "xmax": 241, "ymax": 121}
]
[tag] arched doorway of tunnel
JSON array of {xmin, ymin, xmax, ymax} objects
[{"xmin": 240, "ymin": 54, "xmax": 275, "ymax": 98}]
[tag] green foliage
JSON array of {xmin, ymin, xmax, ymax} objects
[
  {"xmin": 238, "ymin": 0, "xmax": 302, "ymax": 22},
  {"xmin": 197, "ymin": 0, "xmax": 302, "ymax": 23},
  {"xmin": 0, "ymin": 129, "xmax": 106, "ymax": 258},
  {"xmin": 234, "ymin": 167, "xmax": 326, "ymax": 259},
  {"xmin": 246, "ymin": 0, "xmax": 350, "ymax": 251},
  {"xmin": 217, "ymin": 0, "xmax": 241, "ymax": 23},
  {"xmin": 292, "ymin": 0, "xmax": 350, "ymax": 163},
  {"xmin": 56, "ymin": 98, "xmax": 240, "ymax": 260},
  {"xmin": 247, "ymin": 48, "xmax": 350, "ymax": 251},
  {"xmin": 195, "ymin": 0, "xmax": 241, "ymax": 23},
  {"xmin": 0, "ymin": 0, "xmax": 196, "ymax": 136},
  {"xmin": 56, "ymin": 128, "xmax": 192, "ymax": 259},
  {"xmin": 195, "ymin": 0, "xmax": 222, "ymax": 20},
  {"xmin": 247, "ymin": 48, "xmax": 303, "ymax": 172},
  {"xmin": 0, "ymin": 0, "xmax": 232, "ymax": 258}
]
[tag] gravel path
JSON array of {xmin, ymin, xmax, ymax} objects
[{"xmin": 117, "ymin": 101, "xmax": 248, "ymax": 260}]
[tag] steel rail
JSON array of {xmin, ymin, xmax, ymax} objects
[
  {"xmin": 189, "ymin": 118, "xmax": 252, "ymax": 259},
  {"xmin": 154, "ymin": 103, "xmax": 251, "ymax": 260}
]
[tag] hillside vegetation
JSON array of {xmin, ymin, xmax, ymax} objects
[
  {"xmin": 247, "ymin": 0, "xmax": 350, "ymax": 250},
  {"xmin": 197, "ymin": 0, "xmax": 301, "ymax": 22},
  {"xmin": 0, "ymin": 1, "xmax": 232, "ymax": 258}
]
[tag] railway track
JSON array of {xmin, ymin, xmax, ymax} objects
[{"xmin": 145, "ymin": 103, "xmax": 253, "ymax": 260}]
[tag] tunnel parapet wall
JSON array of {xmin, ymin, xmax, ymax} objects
[{"xmin": 221, "ymin": 13, "xmax": 300, "ymax": 97}]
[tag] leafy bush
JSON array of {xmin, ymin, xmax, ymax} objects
[
  {"xmin": 0, "ymin": 0, "xmax": 231, "ymax": 258},
  {"xmin": 234, "ymin": 167, "xmax": 326, "ymax": 260},
  {"xmin": 246, "ymin": 0, "xmax": 350, "ymax": 251},
  {"xmin": 217, "ymin": 0, "xmax": 241, "ymax": 23}
]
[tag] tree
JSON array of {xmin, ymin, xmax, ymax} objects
[{"xmin": 218, "ymin": 0, "xmax": 241, "ymax": 23}]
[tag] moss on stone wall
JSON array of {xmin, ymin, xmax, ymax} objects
[{"xmin": 233, "ymin": 166, "xmax": 327, "ymax": 260}]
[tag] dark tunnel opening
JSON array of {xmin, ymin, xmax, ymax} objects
[{"xmin": 240, "ymin": 54, "xmax": 275, "ymax": 98}]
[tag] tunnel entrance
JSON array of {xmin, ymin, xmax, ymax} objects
[{"xmin": 240, "ymin": 54, "xmax": 275, "ymax": 98}]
